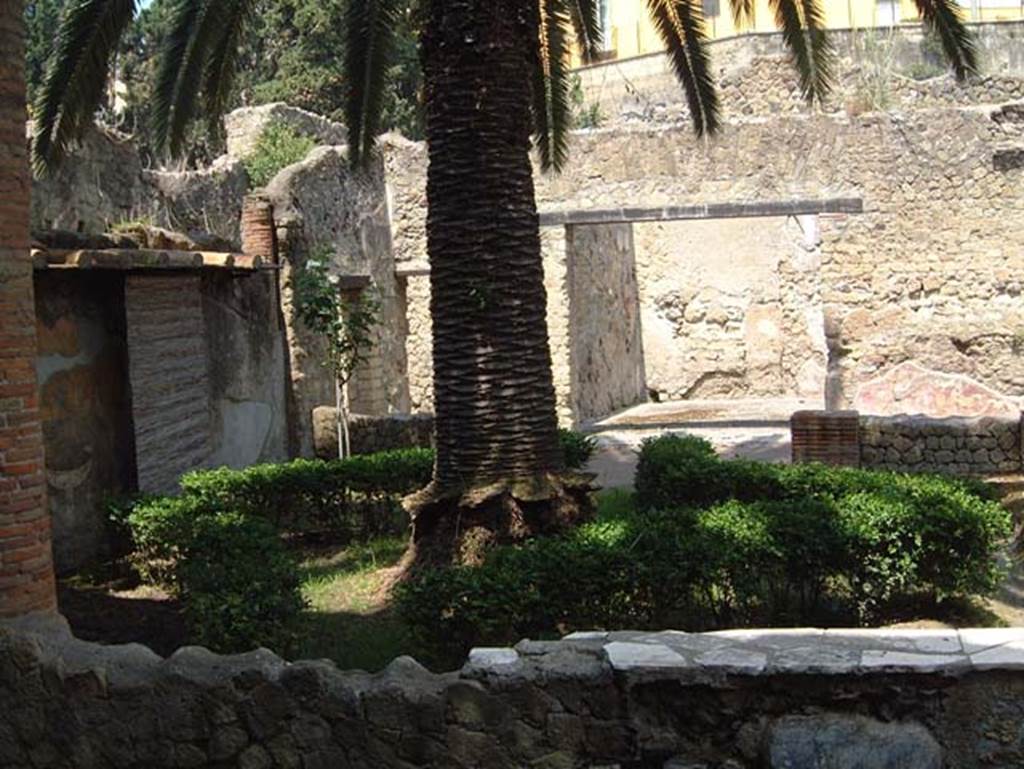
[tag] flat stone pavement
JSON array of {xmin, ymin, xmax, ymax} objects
[
  {"xmin": 582, "ymin": 398, "xmax": 815, "ymax": 489},
  {"xmin": 468, "ymin": 626, "xmax": 1024, "ymax": 677}
]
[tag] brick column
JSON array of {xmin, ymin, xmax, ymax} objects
[
  {"xmin": 240, "ymin": 195, "xmax": 276, "ymax": 262},
  {"xmin": 0, "ymin": 5, "xmax": 57, "ymax": 616}
]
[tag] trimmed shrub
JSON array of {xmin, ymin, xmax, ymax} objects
[
  {"xmin": 126, "ymin": 497, "xmax": 305, "ymax": 653},
  {"xmin": 178, "ymin": 448, "xmax": 434, "ymax": 537},
  {"xmin": 558, "ymin": 428, "xmax": 598, "ymax": 470},
  {"xmin": 398, "ymin": 437, "xmax": 1011, "ymax": 661}
]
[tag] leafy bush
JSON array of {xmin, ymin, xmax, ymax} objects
[
  {"xmin": 126, "ymin": 497, "xmax": 305, "ymax": 653},
  {"xmin": 558, "ymin": 428, "xmax": 597, "ymax": 470},
  {"xmin": 179, "ymin": 448, "xmax": 434, "ymax": 537},
  {"xmin": 243, "ymin": 122, "xmax": 317, "ymax": 189},
  {"xmin": 398, "ymin": 438, "xmax": 1011, "ymax": 661}
]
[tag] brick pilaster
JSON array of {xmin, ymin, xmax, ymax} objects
[
  {"xmin": 0, "ymin": 3, "xmax": 57, "ymax": 616},
  {"xmin": 791, "ymin": 410, "xmax": 861, "ymax": 467}
]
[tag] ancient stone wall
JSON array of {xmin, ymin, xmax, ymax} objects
[
  {"xmin": 534, "ymin": 103, "xmax": 1024, "ymax": 416},
  {"xmin": 791, "ymin": 410, "xmax": 1024, "ymax": 476},
  {"xmin": 124, "ymin": 275, "xmax": 212, "ymax": 495},
  {"xmin": 27, "ymin": 25, "xmax": 1024, "ymax": 435},
  {"xmin": 264, "ymin": 145, "xmax": 412, "ymax": 456},
  {"xmin": 201, "ymin": 272, "xmax": 290, "ymax": 471},
  {"xmin": 631, "ymin": 215, "xmax": 826, "ymax": 402},
  {"xmin": 33, "ymin": 273, "xmax": 134, "ymax": 573},
  {"xmin": 224, "ymin": 103, "xmax": 346, "ymax": 159},
  {"xmin": 574, "ymin": 21, "xmax": 1024, "ymax": 129},
  {"xmin": 860, "ymin": 414, "xmax": 1022, "ymax": 476},
  {"xmin": 311, "ymin": 409, "xmax": 434, "ymax": 459},
  {"xmin": 566, "ymin": 223, "xmax": 647, "ymax": 422},
  {"xmin": 5, "ymin": 615, "xmax": 1024, "ymax": 768}
]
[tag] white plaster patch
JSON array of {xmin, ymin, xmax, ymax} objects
[
  {"xmin": 823, "ymin": 628, "xmax": 962, "ymax": 654},
  {"xmin": 969, "ymin": 641, "xmax": 1024, "ymax": 671},
  {"xmin": 467, "ymin": 648, "xmax": 520, "ymax": 668},
  {"xmin": 958, "ymin": 627, "xmax": 1024, "ymax": 654},
  {"xmin": 563, "ymin": 631, "xmax": 609, "ymax": 641},
  {"xmin": 696, "ymin": 647, "xmax": 768, "ymax": 674},
  {"xmin": 604, "ymin": 642, "xmax": 687, "ymax": 671}
]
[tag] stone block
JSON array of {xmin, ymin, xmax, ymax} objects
[{"xmin": 768, "ymin": 715, "xmax": 941, "ymax": 769}]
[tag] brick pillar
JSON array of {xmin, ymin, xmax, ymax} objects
[
  {"xmin": 791, "ymin": 410, "xmax": 861, "ymax": 467},
  {"xmin": 240, "ymin": 195, "xmax": 276, "ymax": 262},
  {"xmin": 0, "ymin": 5, "xmax": 57, "ymax": 616}
]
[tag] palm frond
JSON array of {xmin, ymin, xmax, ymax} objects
[
  {"xmin": 32, "ymin": 0, "xmax": 138, "ymax": 176},
  {"xmin": 768, "ymin": 0, "xmax": 833, "ymax": 104},
  {"xmin": 730, "ymin": 0, "xmax": 755, "ymax": 28},
  {"xmin": 153, "ymin": 0, "xmax": 243, "ymax": 158},
  {"xmin": 645, "ymin": 0, "xmax": 720, "ymax": 136},
  {"xmin": 535, "ymin": 0, "xmax": 574, "ymax": 172},
  {"xmin": 202, "ymin": 0, "xmax": 256, "ymax": 134},
  {"xmin": 565, "ymin": 0, "xmax": 603, "ymax": 63},
  {"xmin": 344, "ymin": 0, "xmax": 403, "ymax": 168},
  {"xmin": 912, "ymin": 0, "xmax": 978, "ymax": 80}
]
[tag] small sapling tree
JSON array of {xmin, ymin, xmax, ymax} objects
[{"xmin": 292, "ymin": 254, "xmax": 379, "ymax": 458}]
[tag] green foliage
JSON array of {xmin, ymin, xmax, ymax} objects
[
  {"xmin": 126, "ymin": 497, "xmax": 305, "ymax": 653},
  {"xmin": 24, "ymin": 0, "xmax": 68, "ymax": 109},
  {"xmin": 398, "ymin": 439, "xmax": 1011, "ymax": 662},
  {"xmin": 557, "ymin": 428, "xmax": 597, "ymax": 470},
  {"xmin": 569, "ymin": 74, "xmax": 604, "ymax": 130},
  {"xmin": 291, "ymin": 254, "xmax": 380, "ymax": 389},
  {"xmin": 242, "ymin": 122, "xmax": 318, "ymax": 188},
  {"xmin": 178, "ymin": 448, "xmax": 434, "ymax": 536}
]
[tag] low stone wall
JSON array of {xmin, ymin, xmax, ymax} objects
[
  {"xmin": 3, "ymin": 614, "xmax": 1024, "ymax": 768},
  {"xmin": 312, "ymin": 408, "xmax": 434, "ymax": 459},
  {"xmin": 791, "ymin": 410, "xmax": 1024, "ymax": 476},
  {"xmin": 861, "ymin": 414, "xmax": 1023, "ymax": 476}
]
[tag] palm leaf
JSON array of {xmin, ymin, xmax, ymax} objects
[
  {"xmin": 535, "ymin": 0, "xmax": 574, "ymax": 172},
  {"xmin": 32, "ymin": 0, "xmax": 138, "ymax": 176},
  {"xmin": 202, "ymin": 0, "xmax": 256, "ymax": 134},
  {"xmin": 913, "ymin": 0, "xmax": 978, "ymax": 80},
  {"xmin": 153, "ymin": 0, "xmax": 244, "ymax": 158},
  {"xmin": 730, "ymin": 0, "xmax": 755, "ymax": 28},
  {"xmin": 344, "ymin": 0, "xmax": 404, "ymax": 168},
  {"xmin": 645, "ymin": 0, "xmax": 720, "ymax": 136},
  {"xmin": 566, "ymin": 0, "xmax": 603, "ymax": 63},
  {"xmin": 768, "ymin": 0, "xmax": 833, "ymax": 104}
]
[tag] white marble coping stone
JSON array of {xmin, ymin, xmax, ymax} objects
[{"xmin": 470, "ymin": 628, "xmax": 1024, "ymax": 677}]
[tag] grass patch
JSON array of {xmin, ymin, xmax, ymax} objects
[{"xmin": 296, "ymin": 536, "xmax": 411, "ymax": 671}]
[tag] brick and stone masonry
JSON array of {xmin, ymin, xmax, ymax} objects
[{"xmin": 0, "ymin": 4, "xmax": 57, "ymax": 616}]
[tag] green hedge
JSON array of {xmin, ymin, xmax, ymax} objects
[
  {"xmin": 126, "ymin": 496, "xmax": 305, "ymax": 653},
  {"xmin": 179, "ymin": 448, "xmax": 434, "ymax": 537},
  {"xmin": 176, "ymin": 431, "xmax": 592, "ymax": 536},
  {"xmin": 397, "ymin": 436, "xmax": 1011, "ymax": 663}
]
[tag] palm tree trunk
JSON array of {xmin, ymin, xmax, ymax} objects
[
  {"xmin": 0, "ymin": 1, "xmax": 57, "ymax": 616},
  {"xmin": 406, "ymin": 0, "xmax": 592, "ymax": 567}
]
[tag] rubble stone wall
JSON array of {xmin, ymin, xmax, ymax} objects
[
  {"xmin": 566, "ymin": 223, "xmax": 647, "ymax": 422},
  {"xmin": 574, "ymin": 21, "xmax": 1024, "ymax": 129},
  {"xmin": 860, "ymin": 414, "xmax": 1023, "ymax": 476},
  {"xmin": 264, "ymin": 145, "xmax": 411, "ymax": 456},
  {"xmin": 4, "ymin": 615, "xmax": 1024, "ymax": 769}
]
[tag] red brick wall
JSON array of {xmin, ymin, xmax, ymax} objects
[
  {"xmin": 790, "ymin": 410, "xmax": 861, "ymax": 467},
  {"xmin": 0, "ymin": 4, "xmax": 57, "ymax": 616}
]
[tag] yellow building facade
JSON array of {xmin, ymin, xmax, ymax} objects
[{"xmin": 592, "ymin": 0, "xmax": 1024, "ymax": 61}]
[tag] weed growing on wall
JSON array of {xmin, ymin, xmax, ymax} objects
[{"xmin": 243, "ymin": 122, "xmax": 318, "ymax": 189}]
